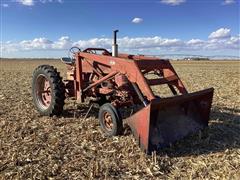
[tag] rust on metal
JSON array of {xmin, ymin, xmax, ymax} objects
[
  {"xmin": 61, "ymin": 46, "xmax": 214, "ymax": 154},
  {"xmin": 35, "ymin": 74, "xmax": 52, "ymax": 110},
  {"xmin": 36, "ymin": 30, "xmax": 214, "ymax": 154},
  {"xmin": 126, "ymin": 88, "xmax": 214, "ymax": 154}
]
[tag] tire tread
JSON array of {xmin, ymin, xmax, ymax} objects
[{"xmin": 32, "ymin": 65, "xmax": 65, "ymax": 116}]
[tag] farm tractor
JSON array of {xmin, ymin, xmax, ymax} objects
[{"xmin": 32, "ymin": 30, "xmax": 214, "ymax": 154}]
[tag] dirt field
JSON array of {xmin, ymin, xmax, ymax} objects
[{"xmin": 0, "ymin": 59, "xmax": 239, "ymax": 179}]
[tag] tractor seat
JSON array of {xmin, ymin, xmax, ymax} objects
[{"xmin": 61, "ymin": 57, "xmax": 75, "ymax": 65}]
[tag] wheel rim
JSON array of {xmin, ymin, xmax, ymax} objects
[
  {"xmin": 103, "ymin": 111, "xmax": 114, "ymax": 131},
  {"xmin": 35, "ymin": 74, "xmax": 52, "ymax": 110}
]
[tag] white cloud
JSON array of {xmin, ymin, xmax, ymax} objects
[
  {"xmin": 52, "ymin": 36, "xmax": 73, "ymax": 49},
  {"xmin": 222, "ymin": 0, "xmax": 236, "ymax": 5},
  {"xmin": 16, "ymin": 0, "xmax": 34, "ymax": 6},
  {"xmin": 204, "ymin": 35, "xmax": 239, "ymax": 50},
  {"xmin": 39, "ymin": 0, "xmax": 51, "ymax": 3},
  {"xmin": 1, "ymin": 28, "xmax": 239, "ymax": 55},
  {"xmin": 20, "ymin": 38, "xmax": 53, "ymax": 50},
  {"xmin": 2, "ymin": 3, "xmax": 9, "ymax": 7},
  {"xmin": 40, "ymin": 0, "xmax": 63, "ymax": 3},
  {"xmin": 226, "ymin": 35, "xmax": 240, "ymax": 49},
  {"xmin": 132, "ymin": 17, "xmax": 143, "ymax": 24},
  {"xmin": 160, "ymin": 0, "xmax": 186, "ymax": 6},
  {"xmin": 16, "ymin": 0, "xmax": 63, "ymax": 6},
  {"xmin": 208, "ymin": 28, "xmax": 231, "ymax": 39},
  {"xmin": 187, "ymin": 39, "xmax": 205, "ymax": 45},
  {"xmin": 74, "ymin": 38, "xmax": 111, "ymax": 49}
]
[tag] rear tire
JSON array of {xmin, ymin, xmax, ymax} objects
[
  {"xmin": 32, "ymin": 65, "xmax": 65, "ymax": 116},
  {"xmin": 98, "ymin": 103, "xmax": 123, "ymax": 136}
]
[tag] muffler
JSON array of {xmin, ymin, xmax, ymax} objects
[{"xmin": 112, "ymin": 30, "xmax": 119, "ymax": 57}]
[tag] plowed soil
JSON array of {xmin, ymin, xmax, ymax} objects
[{"xmin": 0, "ymin": 59, "xmax": 239, "ymax": 179}]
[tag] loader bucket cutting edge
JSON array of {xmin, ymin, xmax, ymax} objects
[{"xmin": 126, "ymin": 88, "xmax": 214, "ymax": 154}]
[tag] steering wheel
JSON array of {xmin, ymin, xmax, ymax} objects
[
  {"xmin": 68, "ymin": 46, "xmax": 81, "ymax": 59},
  {"xmin": 88, "ymin": 50, "xmax": 97, "ymax": 54}
]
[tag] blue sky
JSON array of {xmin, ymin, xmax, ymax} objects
[{"xmin": 0, "ymin": 0, "xmax": 239, "ymax": 58}]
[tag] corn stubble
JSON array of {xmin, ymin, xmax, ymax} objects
[{"xmin": 0, "ymin": 59, "xmax": 239, "ymax": 179}]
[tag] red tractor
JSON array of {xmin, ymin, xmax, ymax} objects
[{"xmin": 32, "ymin": 30, "xmax": 214, "ymax": 154}]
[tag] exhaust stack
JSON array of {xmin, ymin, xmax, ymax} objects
[{"xmin": 112, "ymin": 30, "xmax": 119, "ymax": 57}]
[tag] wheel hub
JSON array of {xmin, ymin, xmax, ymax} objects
[
  {"xmin": 35, "ymin": 75, "xmax": 52, "ymax": 109},
  {"xmin": 103, "ymin": 112, "xmax": 113, "ymax": 131}
]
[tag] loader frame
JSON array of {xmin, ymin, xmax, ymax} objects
[{"xmin": 69, "ymin": 49, "xmax": 188, "ymax": 104}]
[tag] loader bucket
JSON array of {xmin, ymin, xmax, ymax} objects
[{"xmin": 126, "ymin": 88, "xmax": 214, "ymax": 154}]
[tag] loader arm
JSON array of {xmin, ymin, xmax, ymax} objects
[
  {"xmin": 76, "ymin": 52, "xmax": 189, "ymax": 102},
  {"xmin": 76, "ymin": 52, "xmax": 156, "ymax": 102}
]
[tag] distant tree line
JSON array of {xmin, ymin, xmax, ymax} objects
[{"xmin": 183, "ymin": 57, "xmax": 210, "ymax": 61}]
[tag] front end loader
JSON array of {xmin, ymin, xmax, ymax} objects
[{"xmin": 32, "ymin": 30, "xmax": 214, "ymax": 154}]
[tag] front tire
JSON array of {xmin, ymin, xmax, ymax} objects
[
  {"xmin": 98, "ymin": 103, "xmax": 123, "ymax": 136},
  {"xmin": 32, "ymin": 65, "xmax": 65, "ymax": 116}
]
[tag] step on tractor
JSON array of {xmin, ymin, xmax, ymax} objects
[{"xmin": 32, "ymin": 30, "xmax": 214, "ymax": 154}]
